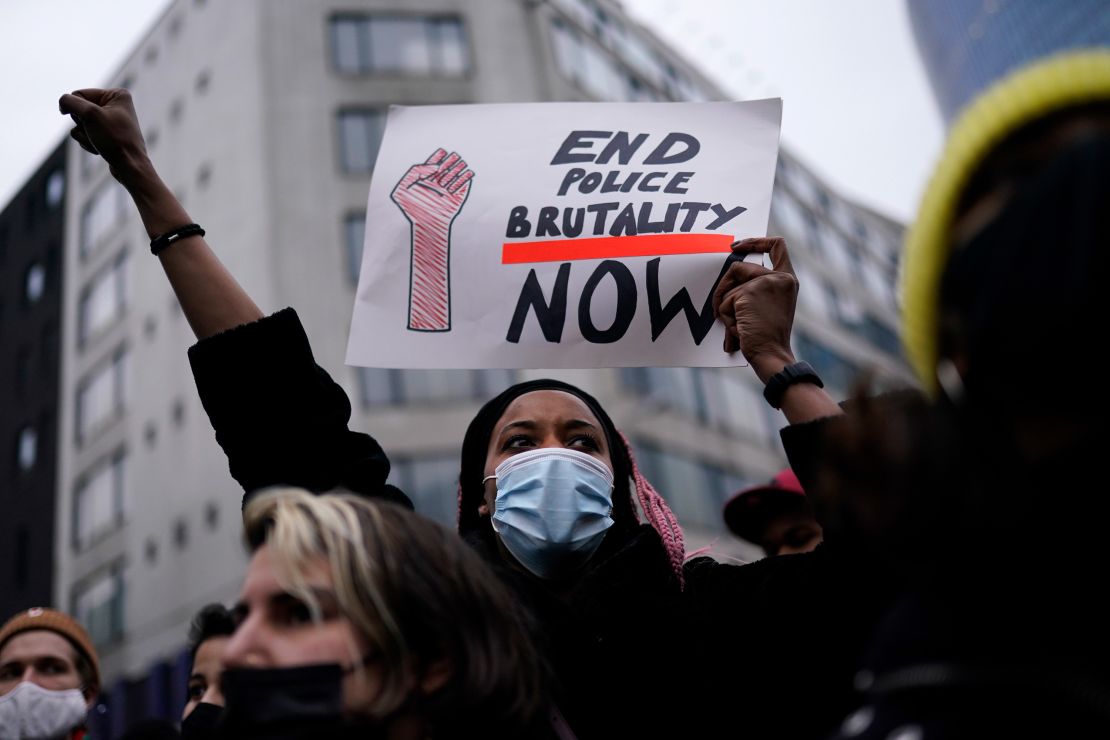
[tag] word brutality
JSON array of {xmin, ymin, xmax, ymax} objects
[{"xmin": 505, "ymin": 131, "xmax": 746, "ymax": 238}]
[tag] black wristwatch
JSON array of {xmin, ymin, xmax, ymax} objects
[{"xmin": 762, "ymin": 361, "xmax": 823, "ymax": 409}]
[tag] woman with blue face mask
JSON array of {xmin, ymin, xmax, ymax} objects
[{"xmin": 60, "ymin": 86, "xmax": 888, "ymax": 740}]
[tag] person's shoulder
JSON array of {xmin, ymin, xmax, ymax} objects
[{"xmin": 683, "ymin": 546, "xmax": 832, "ymax": 601}]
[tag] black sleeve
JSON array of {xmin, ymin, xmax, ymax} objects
[
  {"xmin": 779, "ymin": 414, "xmax": 837, "ymax": 494},
  {"xmin": 682, "ymin": 545, "xmax": 897, "ymax": 738},
  {"xmin": 187, "ymin": 308, "xmax": 412, "ymax": 509}
]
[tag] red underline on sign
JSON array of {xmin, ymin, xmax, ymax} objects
[{"xmin": 501, "ymin": 233, "xmax": 735, "ymax": 264}]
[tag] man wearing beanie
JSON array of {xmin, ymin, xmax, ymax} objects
[{"xmin": 0, "ymin": 607, "xmax": 101, "ymax": 740}]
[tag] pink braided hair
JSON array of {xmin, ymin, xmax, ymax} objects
[{"xmin": 617, "ymin": 430, "xmax": 687, "ymax": 589}]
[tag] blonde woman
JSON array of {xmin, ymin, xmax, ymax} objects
[{"xmin": 215, "ymin": 488, "xmax": 548, "ymax": 739}]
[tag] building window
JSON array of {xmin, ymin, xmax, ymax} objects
[
  {"xmin": 14, "ymin": 526, "xmax": 29, "ymax": 589},
  {"xmin": 15, "ymin": 347, "xmax": 31, "ymax": 392},
  {"xmin": 388, "ymin": 455, "xmax": 460, "ymax": 526},
  {"xmin": 859, "ymin": 315, "xmax": 903, "ymax": 357},
  {"xmin": 338, "ymin": 110, "xmax": 386, "ymax": 174},
  {"xmin": 80, "ymin": 180, "xmax": 127, "ymax": 257},
  {"xmin": 794, "ymin": 332, "xmax": 858, "ymax": 395},
  {"xmin": 330, "ymin": 15, "xmax": 469, "ymax": 76},
  {"xmin": 697, "ymin": 371, "xmax": 770, "ymax": 442},
  {"xmin": 475, "ymin": 369, "xmax": 514, "ymax": 398},
  {"xmin": 45, "ymin": 170, "xmax": 65, "ymax": 208},
  {"xmin": 398, "ymin": 370, "xmax": 479, "ymax": 404},
  {"xmin": 631, "ymin": 442, "xmax": 742, "ymax": 531},
  {"xmin": 24, "ymin": 262, "xmax": 46, "ymax": 303},
  {"xmin": 144, "ymin": 538, "xmax": 158, "ymax": 565},
  {"xmin": 550, "ymin": 18, "xmax": 628, "ymax": 100},
  {"xmin": 78, "ymin": 252, "xmax": 129, "ymax": 344},
  {"xmin": 195, "ymin": 69, "xmax": 211, "ymax": 94},
  {"xmin": 74, "ymin": 451, "xmax": 127, "ymax": 549},
  {"xmin": 357, "ymin": 368, "xmax": 515, "ymax": 407},
  {"xmin": 71, "ymin": 564, "xmax": 125, "ymax": 647},
  {"xmin": 619, "ymin": 367, "xmax": 706, "ymax": 421},
  {"xmin": 769, "ymin": 193, "xmax": 811, "ymax": 244},
  {"xmin": 861, "ymin": 259, "xmax": 897, "ymax": 309},
  {"xmin": 794, "ymin": 265, "xmax": 836, "ymax": 321},
  {"xmin": 204, "ymin": 501, "xmax": 220, "ymax": 530},
  {"xmin": 17, "ymin": 426, "xmax": 37, "ymax": 471},
  {"xmin": 76, "ymin": 347, "xmax": 129, "ymax": 443},
  {"xmin": 173, "ymin": 518, "xmax": 189, "ymax": 550},
  {"xmin": 357, "ymin": 368, "xmax": 398, "ymax": 406},
  {"xmin": 344, "ymin": 212, "xmax": 366, "ymax": 284}
]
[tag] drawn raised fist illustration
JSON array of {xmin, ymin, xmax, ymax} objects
[{"xmin": 391, "ymin": 148, "xmax": 474, "ymax": 332}]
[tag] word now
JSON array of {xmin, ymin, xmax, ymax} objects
[{"xmin": 506, "ymin": 254, "xmax": 743, "ymax": 345}]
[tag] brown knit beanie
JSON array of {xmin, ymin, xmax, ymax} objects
[{"xmin": 0, "ymin": 607, "xmax": 101, "ymax": 692}]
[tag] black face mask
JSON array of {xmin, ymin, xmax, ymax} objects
[
  {"xmin": 181, "ymin": 701, "xmax": 223, "ymax": 740},
  {"xmin": 221, "ymin": 663, "xmax": 345, "ymax": 730}
]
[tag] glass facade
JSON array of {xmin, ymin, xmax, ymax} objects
[{"xmin": 909, "ymin": 0, "xmax": 1110, "ymax": 124}]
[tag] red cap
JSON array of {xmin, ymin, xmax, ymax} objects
[{"xmin": 722, "ymin": 468, "xmax": 808, "ymax": 543}]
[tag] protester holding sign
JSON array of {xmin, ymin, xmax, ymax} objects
[{"xmin": 59, "ymin": 87, "xmax": 892, "ymax": 739}]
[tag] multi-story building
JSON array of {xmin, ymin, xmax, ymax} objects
[
  {"xmin": 908, "ymin": 0, "xmax": 1110, "ymax": 124},
  {"xmin": 1, "ymin": 142, "xmax": 67, "ymax": 620},
  {"xmin": 16, "ymin": 0, "xmax": 909, "ymax": 732}
]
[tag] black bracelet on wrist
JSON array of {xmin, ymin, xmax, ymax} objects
[
  {"xmin": 763, "ymin": 361, "xmax": 823, "ymax": 409},
  {"xmin": 150, "ymin": 223, "xmax": 205, "ymax": 255}
]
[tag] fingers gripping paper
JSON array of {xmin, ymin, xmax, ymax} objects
[{"xmin": 346, "ymin": 100, "xmax": 782, "ymax": 369}]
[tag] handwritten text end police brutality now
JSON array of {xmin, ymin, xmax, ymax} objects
[{"xmin": 502, "ymin": 130, "xmax": 748, "ymax": 346}]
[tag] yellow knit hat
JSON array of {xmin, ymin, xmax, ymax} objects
[
  {"xmin": 0, "ymin": 607, "xmax": 101, "ymax": 692},
  {"xmin": 901, "ymin": 49, "xmax": 1110, "ymax": 393}
]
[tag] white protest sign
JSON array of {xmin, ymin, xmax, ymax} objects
[{"xmin": 346, "ymin": 100, "xmax": 782, "ymax": 369}]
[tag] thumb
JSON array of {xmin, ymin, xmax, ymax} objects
[{"xmin": 59, "ymin": 92, "xmax": 98, "ymax": 118}]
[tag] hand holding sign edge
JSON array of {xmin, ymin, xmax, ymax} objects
[{"xmin": 712, "ymin": 237, "xmax": 799, "ymax": 382}]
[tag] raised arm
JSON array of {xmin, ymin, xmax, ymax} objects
[
  {"xmin": 713, "ymin": 237, "xmax": 843, "ymax": 424},
  {"xmin": 59, "ymin": 88, "xmax": 262, "ymax": 339},
  {"xmin": 59, "ymin": 88, "xmax": 406, "ymax": 508}
]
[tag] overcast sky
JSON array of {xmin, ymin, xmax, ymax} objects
[{"xmin": 0, "ymin": 0, "xmax": 943, "ymax": 223}]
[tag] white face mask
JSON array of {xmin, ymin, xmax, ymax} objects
[{"xmin": 0, "ymin": 681, "xmax": 88, "ymax": 740}]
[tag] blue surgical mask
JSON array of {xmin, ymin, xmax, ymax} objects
[{"xmin": 484, "ymin": 447, "xmax": 615, "ymax": 579}]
